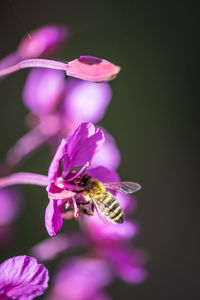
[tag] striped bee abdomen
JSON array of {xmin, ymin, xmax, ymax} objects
[
  {"xmin": 100, "ymin": 191, "xmax": 124, "ymax": 223},
  {"xmin": 87, "ymin": 178, "xmax": 124, "ymax": 224}
]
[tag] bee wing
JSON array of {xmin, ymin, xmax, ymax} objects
[
  {"xmin": 103, "ymin": 182, "xmax": 141, "ymax": 194},
  {"xmin": 87, "ymin": 193, "xmax": 112, "ymax": 225}
]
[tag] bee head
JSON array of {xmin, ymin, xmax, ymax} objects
[{"xmin": 78, "ymin": 174, "xmax": 90, "ymax": 187}]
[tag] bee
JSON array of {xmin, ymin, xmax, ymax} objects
[{"xmin": 77, "ymin": 174, "xmax": 141, "ymax": 224}]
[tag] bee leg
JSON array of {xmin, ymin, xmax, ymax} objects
[
  {"xmin": 80, "ymin": 202, "xmax": 94, "ymax": 216},
  {"xmin": 88, "ymin": 203, "xmax": 94, "ymax": 216},
  {"xmin": 81, "ymin": 207, "xmax": 94, "ymax": 216},
  {"xmin": 80, "ymin": 200, "xmax": 90, "ymax": 205}
]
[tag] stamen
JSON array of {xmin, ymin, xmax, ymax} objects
[
  {"xmin": 48, "ymin": 190, "xmax": 75, "ymax": 200},
  {"xmin": 66, "ymin": 162, "xmax": 90, "ymax": 182},
  {"xmin": 72, "ymin": 196, "xmax": 79, "ymax": 219},
  {"xmin": 65, "ymin": 199, "xmax": 71, "ymax": 210}
]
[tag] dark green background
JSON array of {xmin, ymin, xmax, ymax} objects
[{"xmin": 0, "ymin": 0, "xmax": 199, "ymax": 299}]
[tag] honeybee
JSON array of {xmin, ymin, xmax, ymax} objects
[{"xmin": 77, "ymin": 174, "xmax": 141, "ymax": 224}]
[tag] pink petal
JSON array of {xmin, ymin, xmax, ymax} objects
[
  {"xmin": 45, "ymin": 200, "xmax": 63, "ymax": 236},
  {"xmin": 81, "ymin": 211, "xmax": 139, "ymax": 243},
  {"xmin": 49, "ymin": 257, "xmax": 111, "ymax": 300},
  {"xmin": 30, "ymin": 233, "xmax": 85, "ymax": 261},
  {"xmin": 87, "ymin": 166, "xmax": 120, "ymax": 183},
  {"xmin": 103, "ymin": 246, "xmax": 147, "ymax": 284},
  {"xmin": 62, "ymin": 122, "xmax": 105, "ymax": 177},
  {"xmin": 48, "ymin": 139, "xmax": 69, "ymax": 184},
  {"xmin": 116, "ymin": 192, "xmax": 137, "ymax": 214},
  {"xmin": 18, "ymin": 25, "xmax": 68, "ymax": 59},
  {"xmin": 66, "ymin": 56, "xmax": 121, "ymax": 82},
  {"xmin": 0, "ymin": 256, "xmax": 49, "ymax": 300},
  {"xmin": 63, "ymin": 79, "xmax": 112, "ymax": 131},
  {"xmin": 91, "ymin": 129, "xmax": 121, "ymax": 170},
  {"xmin": 22, "ymin": 68, "xmax": 65, "ymax": 116}
]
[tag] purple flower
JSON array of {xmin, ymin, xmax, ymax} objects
[
  {"xmin": 30, "ymin": 232, "xmax": 86, "ymax": 262},
  {"xmin": 22, "ymin": 70, "xmax": 113, "ymax": 135},
  {"xmin": 45, "ymin": 122, "xmax": 120, "ymax": 236},
  {"xmin": 81, "ymin": 210, "xmax": 139, "ymax": 244},
  {"xmin": 18, "ymin": 25, "xmax": 68, "ymax": 59},
  {"xmin": 63, "ymin": 79, "xmax": 112, "ymax": 131},
  {"xmin": 99, "ymin": 245, "xmax": 147, "ymax": 284},
  {"xmin": 0, "ymin": 255, "xmax": 49, "ymax": 299},
  {"xmin": 79, "ymin": 184, "xmax": 147, "ymax": 284},
  {"xmin": 0, "ymin": 25, "xmax": 68, "ymax": 73},
  {"xmin": 23, "ymin": 68, "xmax": 65, "ymax": 117},
  {"xmin": 45, "ymin": 257, "xmax": 111, "ymax": 300}
]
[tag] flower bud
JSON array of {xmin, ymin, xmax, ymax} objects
[{"xmin": 66, "ymin": 56, "xmax": 121, "ymax": 82}]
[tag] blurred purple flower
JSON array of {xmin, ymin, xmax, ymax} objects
[
  {"xmin": 45, "ymin": 257, "xmax": 111, "ymax": 300},
  {"xmin": 0, "ymin": 255, "xmax": 49, "ymax": 300},
  {"xmin": 79, "ymin": 187, "xmax": 147, "ymax": 284},
  {"xmin": 0, "ymin": 187, "xmax": 23, "ymax": 226},
  {"xmin": 18, "ymin": 25, "xmax": 68, "ymax": 59},
  {"xmin": 80, "ymin": 210, "xmax": 138, "ymax": 244},
  {"xmin": 45, "ymin": 122, "xmax": 120, "ymax": 236},
  {"xmin": 99, "ymin": 245, "xmax": 147, "ymax": 284},
  {"xmin": 22, "ymin": 70, "xmax": 112, "ymax": 132},
  {"xmin": 63, "ymin": 79, "xmax": 112, "ymax": 131},
  {"xmin": 0, "ymin": 25, "xmax": 68, "ymax": 71},
  {"xmin": 30, "ymin": 232, "xmax": 86, "ymax": 262},
  {"xmin": 23, "ymin": 68, "xmax": 65, "ymax": 117}
]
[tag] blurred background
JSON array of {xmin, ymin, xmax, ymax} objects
[{"xmin": 0, "ymin": 0, "xmax": 199, "ymax": 299}]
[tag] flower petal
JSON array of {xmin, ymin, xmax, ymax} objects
[
  {"xmin": 66, "ymin": 56, "xmax": 121, "ymax": 82},
  {"xmin": 0, "ymin": 255, "xmax": 49, "ymax": 300},
  {"xmin": 22, "ymin": 68, "xmax": 65, "ymax": 116},
  {"xmin": 30, "ymin": 233, "xmax": 85, "ymax": 262},
  {"xmin": 63, "ymin": 79, "xmax": 112, "ymax": 131},
  {"xmin": 45, "ymin": 200, "xmax": 63, "ymax": 236},
  {"xmin": 87, "ymin": 166, "xmax": 120, "ymax": 183},
  {"xmin": 81, "ymin": 212, "xmax": 139, "ymax": 243},
  {"xmin": 62, "ymin": 122, "xmax": 105, "ymax": 177},
  {"xmin": 48, "ymin": 139, "xmax": 69, "ymax": 184},
  {"xmin": 48, "ymin": 257, "xmax": 111, "ymax": 300},
  {"xmin": 18, "ymin": 25, "xmax": 68, "ymax": 59},
  {"xmin": 91, "ymin": 129, "xmax": 121, "ymax": 170},
  {"xmin": 102, "ymin": 245, "xmax": 147, "ymax": 284}
]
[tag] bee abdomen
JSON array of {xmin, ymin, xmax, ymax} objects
[{"xmin": 101, "ymin": 194, "xmax": 124, "ymax": 223}]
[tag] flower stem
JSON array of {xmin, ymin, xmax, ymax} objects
[
  {"xmin": 0, "ymin": 128, "xmax": 48, "ymax": 176},
  {"xmin": 0, "ymin": 59, "xmax": 67, "ymax": 77},
  {"xmin": 0, "ymin": 172, "xmax": 48, "ymax": 188}
]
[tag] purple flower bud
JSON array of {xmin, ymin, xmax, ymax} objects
[
  {"xmin": 66, "ymin": 56, "xmax": 121, "ymax": 82},
  {"xmin": 22, "ymin": 68, "xmax": 65, "ymax": 116},
  {"xmin": 63, "ymin": 79, "xmax": 112, "ymax": 131},
  {"xmin": 18, "ymin": 25, "xmax": 68, "ymax": 59}
]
